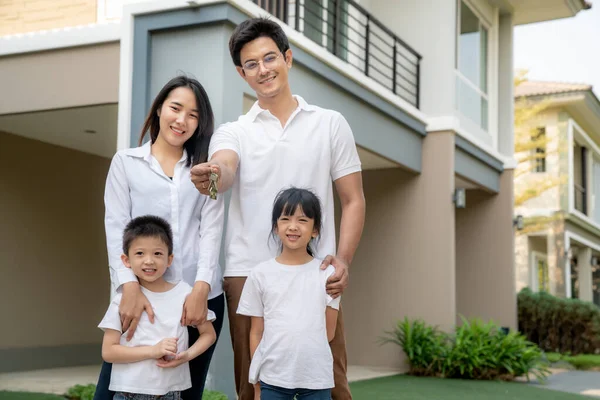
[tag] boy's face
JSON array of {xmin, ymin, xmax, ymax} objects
[
  {"xmin": 121, "ymin": 236, "xmax": 173, "ymax": 284},
  {"xmin": 236, "ymin": 36, "xmax": 292, "ymax": 101}
]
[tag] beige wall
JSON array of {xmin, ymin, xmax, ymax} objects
[
  {"xmin": 0, "ymin": 0, "xmax": 96, "ymax": 36},
  {"xmin": 0, "ymin": 132, "xmax": 110, "ymax": 349},
  {"xmin": 343, "ymin": 131, "xmax": 456, "ymax": 369},
  {"xmin": 456, "ymin": 170, "xmax": 517, "ymax": 330},
  {"xmin": 0, "ymin": 43, "xmax": 119, "ymax": 115}
]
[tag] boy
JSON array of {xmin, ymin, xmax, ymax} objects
[{"xmin": 98, "ymin": 215, "xmax": 217, "ymax": 399}]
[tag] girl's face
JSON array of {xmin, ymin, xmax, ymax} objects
[
  {"xmin": 276, "ymin": 205, "xmax": 317, "ymax": 253},
  {"xmin": 156, "ymin": 86, "xmax": 199, "ymax": 149}
]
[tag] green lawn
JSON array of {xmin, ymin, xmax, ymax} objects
[
  {"xmin": 0, "ymin": 392, "xmax": 64, "ymax": 400},
  {"xmin": 349, "ymin": 375, "xmax": 590, "ymax": 400},
  {"xmin": 1, "ymin": 376, "xmax": 593, "ymax": 400}
]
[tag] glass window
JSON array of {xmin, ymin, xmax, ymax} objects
[{"xmin": 456, "ymin": 1, "xmax": 489, "ymax": 131}]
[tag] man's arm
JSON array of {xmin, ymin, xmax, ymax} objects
[
  {"xmin": 334, "ymin": 172, "xmax": 365, "ymax": 264},
  {"xmin": 323, "ymin": 172, "xmax": 365, "ymax": 297},
  {"xmin": 191, "ymin": 150, "xmax": 239, "ymax": 195},
  {"xmin": 101, "ymin": 329, "xmax": 177, "ymax": 364}
]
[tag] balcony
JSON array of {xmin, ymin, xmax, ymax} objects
[{"xmin": 253, "ymin": 0, "xmax": 421, "ymax": 108}]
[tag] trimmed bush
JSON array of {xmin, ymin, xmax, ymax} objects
[
  {"xmin": 382, "ymin": 317, "xmax": 549, "ymax": 381},
  {"xmin": 518, "ymin": 288, "xmax": 600, "ymax": 355}
]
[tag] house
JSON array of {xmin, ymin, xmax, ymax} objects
[
  {"xmin": 515, "ymin": 80, "xmax": 600, "ymax": 306},
  {"xmin": 0, "ymin": 0, "xmax": 589, "ymax": 395}
]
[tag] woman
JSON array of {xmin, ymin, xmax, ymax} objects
[{"xmin": 94, "ymin": 75, "xmax": 224, "ymax": 400}]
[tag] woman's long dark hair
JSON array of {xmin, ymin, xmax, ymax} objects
[
  {"xmin": 270, "ymin": 187, "xmax": 323, "ymax": 257},
  {"xmin": 139, "ymin": 75, "xmax": 214, "ymax": 166}
]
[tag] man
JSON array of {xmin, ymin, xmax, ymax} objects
[{"xmin": 191, "ymin": 17, "xmax": 365, "ymax": 400}]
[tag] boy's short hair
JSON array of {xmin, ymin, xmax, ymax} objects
[
  {"xmin": 229, "ymin": 17, "xmax": 290, "ymax": 67},
  {"xmin": 122, "ymin": 215, "xmax": 173, "ymax": 255}
]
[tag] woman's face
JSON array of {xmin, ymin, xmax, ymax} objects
[{"xmin": 156, "ymin": 86, "xmax": 199, "ymax": 149}]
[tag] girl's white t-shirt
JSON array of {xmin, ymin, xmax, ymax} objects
[
  {"xmin": 237, "ymin": 258, "xmax": 340, "ymax": 390},
  {"xmin": 98, "ymin": 281, "xmax": 216, "ymax": 395}
]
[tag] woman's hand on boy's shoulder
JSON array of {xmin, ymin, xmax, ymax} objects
[
  {"xmin": 120, "ymin": 282, "xmax": 154, "ymax": 340},
  {"xmin": 320, "ymin": 255, "xmax": 349, "ymax": 298}
]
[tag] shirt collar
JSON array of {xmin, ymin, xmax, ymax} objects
[
  {"xmin": 123, "ymin": 140, "xmax": 187, "ymax": 163},
  {"xmin": 246, "ymin": 95, "xmax": 317, "ymax": 122}
]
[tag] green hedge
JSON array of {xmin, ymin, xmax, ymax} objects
[
  {"xmin": 382, "ymin": 317, "xmax": 548, "ymax": 381},
  {"xmin": 518, "ymin": 288, "xmax": 600, "ymax": 355}
]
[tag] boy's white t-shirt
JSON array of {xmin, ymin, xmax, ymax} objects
[
  {"xmin": 98, "ymin": 281, "xmax": 216, "ymax": 395},
  {"xmin": 237, "ymin": 259, "xmax": 340, "ymax": 390}
]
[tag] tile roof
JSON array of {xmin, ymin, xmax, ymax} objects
[{"xmin": 515, "ymin": 80, "xmax": 592, "ymax": 98}]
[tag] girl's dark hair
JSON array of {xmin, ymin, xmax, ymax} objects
[
  {"xmin": 139, "ymin": 75, "xmax": 214, "ymax": 167},
  {"xmin": 270, "ymin": 187, "xmax": 323, "ymax": 257},
  {"xmin": 229, "ymin": 17, "xmax": 290, "ymax": 67}
]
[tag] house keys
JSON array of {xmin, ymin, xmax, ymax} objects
[{"xmin": 208, "ymin": 171, "xmax": 219, "ymax": 200}]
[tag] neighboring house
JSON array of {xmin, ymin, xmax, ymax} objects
[
  {"xmin": 515, "ymin": 80, "xmax": 600, "ymax": 307},
  {"xmin": 0, "ymin": 0, "xmax": 589, "ymax": 395}
]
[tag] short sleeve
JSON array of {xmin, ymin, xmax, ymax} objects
[
  {"xmin": 206, "ymin": 309, "xmax": 217, "ymax": 322},
  {"xmin": 98, "ymin": 294, "xmax": 123, "ymax": 333},
  {"xmin": 236, "ymin": 272, "xmax": 264, "ymax": 317},
  {"xmin": 324, "ymin": 266, "xmax": 341, "ymax": 310},
  {"xmin": 208, "ymin": 122, "xmax": 241, "ymax": 159},
  {"xmin": 330, "ymin": 114, "xmax": 361, "ymax": 181}
]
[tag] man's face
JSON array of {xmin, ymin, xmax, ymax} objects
[{"xmin": 237, "ymin": 36, "xmax": 292, "ymax": 100}]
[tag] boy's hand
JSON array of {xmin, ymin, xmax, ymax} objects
[
  {"xmin": 320, "ymin": 255, "xmax": 349, "ymax": 298},
  {"xmin": 181, "ymin": 282, "xmax": 209, "ymax": 326},
  {"xmin": 156, "ymin": 350, "xmax": 190, "ymax": 368},
  {"xmin": 151, "ymin": 338, "xmax": 178, "ymax": 360},
  {"xmin": 120, "ymin": 282, "xmax": 155, "ymax": 340}
]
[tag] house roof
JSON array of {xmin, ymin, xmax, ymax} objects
[{"xmin": 515, "ymin": 80, "xmax": 593, "ymax": 98}]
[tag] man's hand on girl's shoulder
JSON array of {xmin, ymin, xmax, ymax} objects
[{"xmin": 320, "ymin": 255, "xmax": 349, "ymax": 298}]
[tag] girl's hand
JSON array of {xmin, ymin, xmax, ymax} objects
[
  {"xmin": 151, "ymin": 338, "xmax": 178, "ymax": 359},
  {"xmin": 181, "ymin": 282, "xmax": 210, "ymax": 326},
  {"xmin": 156, "ymin": 350, "xmax": 190, "ymax": 368},
  {"xmin": 120, "ymin": 282, "xmax": 155, "ymax": 340}
]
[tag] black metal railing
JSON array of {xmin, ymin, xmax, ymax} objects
[{"xmin": 252, "ymin": 0, "xmax": 421, "ymax": 108}]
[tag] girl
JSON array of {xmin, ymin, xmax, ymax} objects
[
  {"xmin": 237, "ymin": 187, "xmax": 339, "ymax": 400},
  {"xmin": 94, "ymin": 76, "xmax": 224, "ymax": 400}
]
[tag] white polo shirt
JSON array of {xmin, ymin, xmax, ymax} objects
[{"xmin": 208, "ymin": 96, "xmax": 361, "ymax": 277}]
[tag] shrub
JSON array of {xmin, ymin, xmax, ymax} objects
[
  {"xmin": 382, "ymin": 317, "xmax": 549, "ymax": 381},
  {"xmin": 65, "ymin": 384, "xmax": 95, "ymax": 400},
  {"xmin": 64, "ymin": 385, "xmax": 228, "ymax": 400},
  {"xmin": 518, "ymin": 288, "xmax": 600, "ymax": 355}
]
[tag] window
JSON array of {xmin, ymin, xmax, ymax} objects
[
  {"xmin": 456, "ymin": 1, "xmax": 489, "ymax": 131},
  {"xmin": 533, "ymin": 128, "xmax": 546, "ymax": 173},
  {"xmin": 573, "ymin": 143, "xmax": 588, "ymax": 214}
]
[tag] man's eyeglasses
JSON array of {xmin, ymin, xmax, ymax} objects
[{"xmin": 242, "ymin": 52, "xmax": 283, "ymax": 76}]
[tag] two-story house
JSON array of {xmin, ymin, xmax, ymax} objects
[
  {"xmin": 0, "ymin": 0, "xmax": 589, "ymax": 395},
  {"xmin": 515, "ymin": 80, "xmax": 600, "ymax": 306}
]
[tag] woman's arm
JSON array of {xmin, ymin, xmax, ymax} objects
[
  {"xmin": 104, "ymin": 153, "xmax": 153, "ymax": 338},
  {"xmin": 101, "ymin": 329, "xmax": 177, "ymax": 364},
  {"xmin": 181, "ymin": 189, "xmax": 226, "ymax": 327}
]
